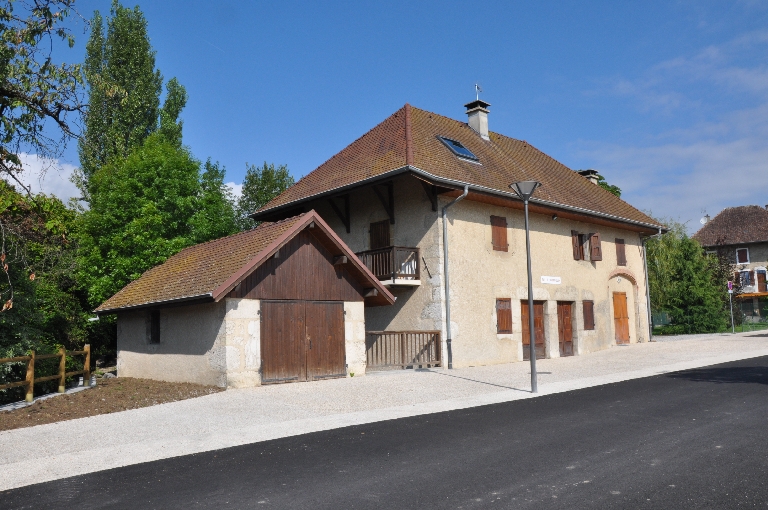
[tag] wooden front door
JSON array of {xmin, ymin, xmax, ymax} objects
[
  {"xmin": 369, "ymin": 220, "xmax": 390, "ymax": 249},
  {"xmin": 613, "ymin": 292, "xmax": 630, "ymax": 344},
  {"xmin": 305, "ymin": 301, "xmax": 346, "ymax": 380},
  {"xmin": 261, "ymin": 300, "xmax": 345, "ymax": 384},
  {"xmin": 758, "ymin": 271, "xmax": 767, "ymax": 293},
  {"xmin": 521, "ymin": 300, "xmax": 546, "ymax": 360},
  {"xmin": 557, "ymin": 301, "xmax": 574, "ymax": 357}
]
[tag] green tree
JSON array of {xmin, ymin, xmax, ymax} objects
[
  {"xmin": 237, "ymin": 162, "xmax": 294, "ymax": 229},
  {"xmin": 0, "ymin": 0, "xmax": 84, "ymax": 190},
  {"xmin": 189, "ymin": 159, "xmax": 239, "ymax": 243},
  {"xmin": 646, "ymin": 218, "xmax": 730, "ymax": 334},
  {"xmin": 77, "ymin": 133, "xmax": 200, "ymax": 307},
  {"xmin": 78, "ymin": 0, "xmax": 173, "ymax": 181},
  {"xmin": 596, "ymin": 174, "xmax": 621, "ymax": 198}
]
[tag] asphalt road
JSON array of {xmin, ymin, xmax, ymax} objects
[{"xmin": 3, "ymin": 356, "xmax": 768, "ymax": 509}]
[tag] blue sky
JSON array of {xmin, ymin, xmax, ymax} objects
[{"xmin": 24, "ymin": 0, "xmax": 768, "ymax": 233}]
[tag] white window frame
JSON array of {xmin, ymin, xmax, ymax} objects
[{"xmin": 736, "ymin": 248, "xmax": 750, "ymax": 264}]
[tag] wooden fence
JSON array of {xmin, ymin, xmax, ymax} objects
[
  {"xmin": 366, "ymin": 331, "xmax": 441, "ymax": 370},
  {"xmin": 0, "ymin": 345, "xmax": 91, "ymax": 402}
]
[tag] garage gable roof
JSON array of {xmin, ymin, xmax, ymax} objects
[
  {"xmin": 254, "ymin": 104, "xmax": 662, "ymax": 230},
  {"xmin": 95, "ymin": 211, "xmax": 395, "ymax": 314}
]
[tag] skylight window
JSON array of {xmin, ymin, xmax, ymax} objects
[{"xmin": 437, "ymin": 136, "xmax": 478, "ymax": 161}]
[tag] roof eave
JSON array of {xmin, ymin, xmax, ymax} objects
[
  {"xmin": 95, "ymin": 293, "xmax": 215, "ymax": 315},
  {"xmin": 254, "ymin": 164, "xmax": 665, "ymax": 233}
]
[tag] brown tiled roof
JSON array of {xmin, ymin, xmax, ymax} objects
[
  {"xmin": 257, "ymin": 104, "xmax": 662, "ymax": 229},
  {"xmin": 693, "ymin": 205, "xmax": 768, "ymax": 247},
  {"xmin": 95, "ymin": 211, "xmax": 395, "ymax": 313}
]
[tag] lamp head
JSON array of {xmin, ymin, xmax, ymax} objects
[{"xmin": 510, "ymin": 181, "xmax": 542, "ymax": 201}]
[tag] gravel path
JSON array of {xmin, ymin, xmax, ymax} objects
[{"xmin": 2, "ymin": 332, "xmax": 768, "ymax": 491}]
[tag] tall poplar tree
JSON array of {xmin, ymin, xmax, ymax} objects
[{"xmin": 78, "ymin": 0, "xmax": 164, "ymax": 181}]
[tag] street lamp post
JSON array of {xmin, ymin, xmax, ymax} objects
[{"xmin": 511, "ymin": 180, "xmax": 542, "ymax": 393}]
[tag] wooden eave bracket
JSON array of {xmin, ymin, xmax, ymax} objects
[
  {"xmin": 372, "ymin": 182, "xmax": 395, "ymax": 224},
  {"xmin": 364, "ymin": 288, "xmax": 379, "ymax": 298},
  {"xmin": 333, "ymin": 255, "xmax": 348, "ymax": 265},
  {"xmin": 419, "ymin": 180, "xmax": 438, "ymax": 212},
  {"xmin": 327, "ymin": 194, "xmax": 351, "ymax": 233}
]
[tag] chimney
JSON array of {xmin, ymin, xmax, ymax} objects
[
  {"xmin": 577, "ymin": 169, "xmax": 600, "ymax": 185},
  {"xmin": 464, "ymin": 99, "xmax": 491, "ymax": 140}
]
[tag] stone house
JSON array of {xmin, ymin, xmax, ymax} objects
[
  {"xmin": 253, "ymin": 100, "xmax": 664, "ymax": 369},
  {"xmin": 95, "ymin": 211, "xmax": 395, "ymax": 387},
  {"xmin": 693, "ymin": 205, "xmax": 768, "ymax": 318}
]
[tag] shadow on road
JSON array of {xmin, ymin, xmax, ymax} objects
[
  {"xmin": 430, "ymin": 371, "xmax": 530, "ymax": 393},
  {"xmin": 666, "ymin": 366, "xmax": 768, "ymax": 385}
]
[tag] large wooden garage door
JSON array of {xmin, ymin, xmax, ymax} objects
[
  {"xmin": 261, "ymin": 300, "xmax": 345, "ymax": 384},
  {"xmin": 521, "ymin": 300, "xmax": 546, "ymax": 360}
]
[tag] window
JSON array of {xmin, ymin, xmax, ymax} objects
[
  {"xmin": 583, "ymin": 301, "xmax": 595, "ymax": 330},
  {"xmin": 737, "ymin": 248, "xmax": 750, "ymax": 264},
  {"xmin": 740, "ymin": 270, "xmax": 753, "ymax": 287},
  {"xmin": 491, "ymin": 216, "xmax": 508, "ymax": 252},
  {"xmin": 572, "ymin": 231, "xmax": 602, "ymax": 261},
  {"xmin": 437, "ymin": 136, "xmax": 478, "ymax": 161},
  {"xmin": 615, "ymin": 238, "xmax": 626, "ymax": 266},
  {"xmin": 149, "ymin": 310, "xmax": 161, "ymax": 344},
  {"xmin": 496, "ymin": 299, "xmax": 512, "ymax": 334}
]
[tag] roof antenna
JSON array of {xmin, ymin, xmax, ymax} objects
[{"xmin": 475, "ymin": 83, "xmax": 482, "ymax": 101}]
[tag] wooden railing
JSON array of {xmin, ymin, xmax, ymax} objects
[
  {"xmin": 366, "ymin": 331, "xmax": 441, "ymax": 370},
  {"xmin": 0, "ymin": 345, "xmax": 91, "ymax": 402},
  {"xmin": 355, "ymin": 246, "xmax": 420, "ymax": 281}
]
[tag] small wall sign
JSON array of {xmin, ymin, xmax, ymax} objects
[{"xmin": 541, "ymin": 276, "xmax": 561, "ymax": 285}]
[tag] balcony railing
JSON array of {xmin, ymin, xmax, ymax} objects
[
  {"xmin": 355, "ymin": 246, "xmax": 420, "ymax": 282},
  {"xmin": 366, "ymin": 330, "xmax": 441, "ymax": 371}
]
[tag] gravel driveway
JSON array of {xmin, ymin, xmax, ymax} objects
[{"xmin": 2, "ymin": 331, "xmax": 767, "ymax": 491}]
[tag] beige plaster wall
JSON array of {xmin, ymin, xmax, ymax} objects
[
  {"xmin": 223, "ymin": 298, "xmax": 261, "ymax": 388},
  {"xmin": 444, "ymin": 197, "xmax": 651, "ymax": 367},
  {"xmin": 344, "ymin": 301, "xmax": 366, "ymax": 376},
  {"xmin": 116, "ymin": 301, "xmax": 227, "ymax": 387}
]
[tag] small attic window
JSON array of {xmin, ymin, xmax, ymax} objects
[{"xmin": 437, "ymin": 136, "xmax": 478, "ymax": 161}]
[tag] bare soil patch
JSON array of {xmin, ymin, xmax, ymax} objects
[{"xmin": 0, "ymin": 377, "xmax": 223, "ymax": 432}]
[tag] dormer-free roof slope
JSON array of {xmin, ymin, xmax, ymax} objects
[
  {"xmin": 96, "ymin": 210, "xmax": 395, "ymax": 313},
  {"xmin": 255, "ymin": 104, "xmax": 662, "ymax": 230},
  {"xmin": 693, "ymin": 205, "xmax": 768, "ymax": 247}
]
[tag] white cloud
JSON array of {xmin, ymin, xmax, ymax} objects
[
  {"xmin": 577, "ymin": 31, "xmax": 768, "ymax": 233},
  {"xmin": 225, "ymin": 182, "xmax": 243, "ymax": 200},
  {"xmin": 4, "ymin": 154, "xmax": 82, "ymax": 203}
]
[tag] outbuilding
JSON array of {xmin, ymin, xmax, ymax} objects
[{"xmin": 95, "ymin": 211, "xmax": 395, "ymax": 387}]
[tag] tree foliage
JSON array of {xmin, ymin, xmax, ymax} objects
[
  {"xmin": 0, "ymin": 0, "xmax": 84, "ymax": 191},
  {"xmin": 78, "ymin": 1, "xmax": 177, "ymax": 181},
  {"xmin": 646, "ymin": 217, "xmax": 731, "ymax": 334},
  {"xmin": 237, "ymin": 162, "xmax": 293, "ymax": 229},
  {"xmin": 596, "ymin": 174, "xmax": 621, "ymax": 197}
]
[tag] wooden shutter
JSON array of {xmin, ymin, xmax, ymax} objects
[
  {"xmin": 571, "ymin": 231, "xmax": 582, "ymax": 260},
  {"xmin": 496, "ymin": 298, "xmax": 512, "ymax": 334},
  {"xmin": 590, "ymin": 233, "xmax": 602, "ymax": 261},
  {"xmin": 615, "ymin": 238, "xmax": 626, "ymax": 266},
  {"xmin": 491, "ymin": 216, "xmax": 508, "ymax": 252},
  {"xmin": 733, "ymin": 271, "xmax": 741, "ymax": 286},
  {"xmin": 583, "ymin": 301, "xmax": 595, "ymax": 330},
  {"xmin": 369, "ymin": 220, "xmax": 390, "ymax": 249},
  {"xmin": 737, "ymin": 248, "xmax": 749, "ymax": 264}
]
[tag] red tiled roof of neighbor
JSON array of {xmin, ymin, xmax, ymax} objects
[
  {"xmin": 95, "ymin": 211, "xmax": 396, "ymax": 313},
  {"xmin": 257, "ymin": 104, "xmax": 662, "ymax": 229},
  {"xmin": 693, "ymin": 205, "xmax": 768, "ymax": 247}
]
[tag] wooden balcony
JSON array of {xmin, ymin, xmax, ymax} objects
[{"xmin": 355, "ymin": 246, "xmax": 420, "ymax": 287}]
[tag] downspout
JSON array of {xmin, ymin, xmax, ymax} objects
[
  {"xmin": 442, "ymin": 185, "xmax": 469, "ymax": 369},
  {"xmin": 642, "ymin": 227, "xmax": 663, "ymax": 342}
]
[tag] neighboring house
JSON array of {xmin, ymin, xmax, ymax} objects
[
  {"xmin": 95, "ymin": 211, "xmax": 395, "ymax": 387},
  {"xmin": 253, "ymin": 100, "xmax": 664, "ymax": 369},
  {"xmin": 693, "ymin": 205, "xmax": 768, "ymax": 319}
]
